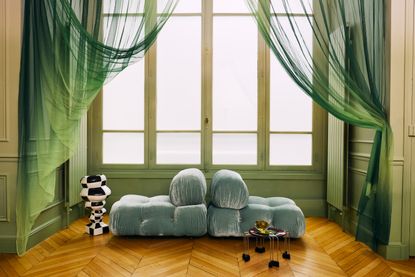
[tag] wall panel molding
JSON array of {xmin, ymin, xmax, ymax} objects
[
  {"xmin": 350, "ymin": 152, "xmax": 404, "ymax": 166},
  {"xmin": 349, "ymin": 152, "xmax": 371, "ymax": 160},
  {"xmin": 0, "ymin": 156, "xmax": 19, "ymax": 162},
  {"xmin": 0, "ymin": 175, "xmax": 8, "ymax": 221},
  {"xmin": 392, "ymin": 158, "xmax": 404, "ymax": 166},
  {"xmin": 349, "ymin": 167, "xmax": 367, "ymax": 176},
  {"xmin": 0, "ymin": 235, "xmax": 16, "ymax": 253},
  {"xmin": 349, "ymin": 139, "xmax": 374, "ymax": 144}
]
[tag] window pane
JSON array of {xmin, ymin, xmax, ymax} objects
[
  {"xmin": 103, "ymin": 62, "xmax": 144, "ymax": 130},
  {"xmin": 270, "ymin": 55, "xmax": 312, "ymax": 132},
  {"xmin": 269, "ymin": 134, "xmax": 312, "ymax": 165},
  {"xmin": 157, "ymin": 17, "xmax": 201, "ymax": 130},
  {"xmin": 103, "ymin": 132, "xmax": 144, "ymax": 164},
  {"xmin": 213, "ymin": 134, "xmax": 257, "ymax": 165},
  {"xmin": 103, "ymin": 0, "xmax": 144, "ymax": 14},
  {"xmin": 213, "ymin": 0, "xmax": 251, "ymax": 13},
  {"xmin": 271, "ymin": 0, "xmax": 313, "ymax": 14},
  {"xmin": 157, "ymin": 133, "xmax": 201, "ymax": 164},
  {"xmin": 213, "ymin": 17, "xmax": 257, "ymax": 131},
  {"xmin": 270, "ymin": 16, "xmax": 312, "ymax": 132},
  {"xmin": 276, "ymin": 17, "xmax": 313, "ymax": 65},
  {"xmin": 158, "ymin": 0, "xmax": 201, "ymax": 13},
  {"xmin": 103, "ymin": 16, "xmax": 144, "ymax": 48}
]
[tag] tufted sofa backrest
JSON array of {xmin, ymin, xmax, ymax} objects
[
  {"xmin": 169, "ymin": 168, "xmax": 207, "ymax": 206},
  {"xmin": 210, "ymin": 169, "xmax": 249, "ymax": 209}
]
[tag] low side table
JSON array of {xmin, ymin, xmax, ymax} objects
[{"xmin": 242, "ymin": 227, "xmax": 291, "ymax": 268}]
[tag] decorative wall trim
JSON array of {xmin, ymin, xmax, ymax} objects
[
  {"xmin": 392, "ymin": 158, "xmax": 404, "ymax": 166},
  {"xmin": 349, "ymin": 152, "xmax": 370, "ymax": 160},
  {"xmin": 349, "ymin": 139, "xmax": 374, "ymax": 144},
  {"xmin": 26, "ymin": 203, "xmax": 68, "ymax": 250},
  {"xmin": 0, "ymin": 175, "xmax": 8, "ymax": 221},
  {"xmin": 0, "ymin": 235, "xmax": 17, "ymax": 253},
  {"xmin": 378, "ymin": 242, "xmax": 410, "ymax": 260},
  {"xmin": 348, "ymin": 167, "xmax": 367, "ymax": 176},
  {"xmin": 0, "ymin": 156, "xmax": 19, "ymax": 162},
  {"xmin": 42, "ymin": 200, "xmax": 65, "ymax": 212},
  {"xmin": 29, "ymin": 215, "xmax": 62, "ymax": 237},
  {"xmin": 350, "ymin": 153, "xmax": 404, "ymax": 166},
  {"xmin": 0, "ymin": 213, "xmax": 66, "ymax": 253}
]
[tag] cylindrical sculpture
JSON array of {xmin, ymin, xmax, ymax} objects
[{"xmin": 80, "ymin": 175, "xmax": 111, "ymax": 235}]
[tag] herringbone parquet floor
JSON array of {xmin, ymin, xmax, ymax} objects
[{"xmin": 0, "ymin": 217, "xmax": 414, "ymax": 276}]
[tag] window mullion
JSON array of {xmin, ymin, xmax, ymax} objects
[
  {"xmin": 203, "ymin": 0, "xmax": 213, "ymax": 172},
  {"xmin": 263, "ymin": 0, "xmax": 271, "ymax": 170},
  {"xmin": 258, "ymin": 15, "xmax": 268, "ymax": 170},
  {"xmin": 147, "ymin": 5, "xmax": 157, "ymax": 169}
]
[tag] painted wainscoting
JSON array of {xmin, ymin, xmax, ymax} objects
[
  {"xmin": 102, "ymin": 173, "xmax": 327, "ymax": 219},
  {"xmin": 0, "ymin": 0, "xmax": 21, "ymax": 253}
]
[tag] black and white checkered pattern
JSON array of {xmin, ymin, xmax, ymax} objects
[{"xmin": 80, "ymin": 174, "xmax": 111, "ymax": 236}]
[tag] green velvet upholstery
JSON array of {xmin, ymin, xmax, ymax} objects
[
  {"xmin": 207, "ymin": 170, "xmax": 305, "ymax": 238},
  {"xmin": 110, "ymin": 169, "xmax": 305, "ymax": 238},
  {"xmin": 210, "ymin": 169, "xmax": 249, "ymax": 209},
  {"xmin": 169, "ymin": 168, "xmax": 207, "ymax": 206},
  {"xmin": 110, "ymin": 169, "xmax": 207, "ymax": 236}
]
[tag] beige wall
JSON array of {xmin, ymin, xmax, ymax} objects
[
  {"xmin": 382, "ymin": 0, "xmax": 408, "ymax": 260},
  {"xmin": 402, "ymin": 0, "xmax": 415, "ymax": 258},
  {"xmin": 0, "ymin": 0, "xmax": 21, "ymax": 252}
]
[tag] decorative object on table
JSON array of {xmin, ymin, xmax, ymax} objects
[
  {"xmin": 242, "ymin": 225, "xmax": 291, "ymax": 268},
  {"xmin": 255, "ymin": 220, "xmax": 269, "ymax": 230},
  {"xmin": 254, "ymin": 220, "xmax": 269, "ymax": 253},
  {"xmin": 80, "ymin": 174, "xmax": 111, "ymax": 235}
]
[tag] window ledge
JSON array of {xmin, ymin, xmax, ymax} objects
[{"xmin": 89, "ymin": 168, "xmax": 325, "ymax": 180}]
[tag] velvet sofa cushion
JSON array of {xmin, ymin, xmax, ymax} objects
[
  {"xmin": 208, "ymin": 196, "xmax": 305, "ymax": 238},
  {"xmin": 110, "ymin": 194, "xmax": 207, "ymax": 236},
  {"xmin": 169, "ymin": 168, "xmax": 207, "ymax": 206},
  {"xmin": 210, "ymin": 169, "xmax": 249, "ymax": 209}
]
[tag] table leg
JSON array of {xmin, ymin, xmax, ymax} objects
[
  {"xmin": 268, "ymin": 236, "xmax": 279, "ymax": 268},
  {"xmin": 282, "ymin": 232, "xmax": 291, "ymax": 260},
  {"xmin": 255, "ymin": 237, "xmax": 266, "ymax": 253},
  {"xmin": 242, "ymin": 232, "xmax": 251, "ymax": 262}
]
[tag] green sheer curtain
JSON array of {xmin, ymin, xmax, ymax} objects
[
  {"xmin": 247, "ymin": 0, "xmax": 392, "ymax": 249},
  {"xmin": 17, "ymin": 0, "xmax": 176, "ymax": 255}
]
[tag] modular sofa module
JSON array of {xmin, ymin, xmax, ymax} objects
[
  {"xmin": 207, "ymin": 170, "xmax": 305, "ymax": 238},
  {"xmin": 110, "ymin": 168, "xmax": 207, "ymax": 236}
]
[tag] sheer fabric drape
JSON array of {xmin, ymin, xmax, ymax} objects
[
  {"xmin": 248, "ymin": 0, "xmax": 392, "ymax": 249},
  {"xmin": 17, "ymin": 0, "xmax": 176, "ymax": 255}
]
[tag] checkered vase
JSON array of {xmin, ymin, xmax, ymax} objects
[{"xmin": 80, "ymin": 175, "xmax": 111, "ymax": 235}]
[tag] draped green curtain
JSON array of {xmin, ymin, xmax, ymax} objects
[
  {"xmin": 247, "ymin": 0, "xmax": 392, "ymax": 249},
  {"xmin": 17, "ymin": 0, "xmax": 176, "ymax": 255}
]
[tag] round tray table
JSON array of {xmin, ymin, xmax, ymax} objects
[{"xmin": 242, "ymin": 227, "xmax": 291, "ymax": 268}]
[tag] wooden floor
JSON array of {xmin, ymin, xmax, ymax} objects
[{"xmin": 0, "ymin": 217, "xmax": 414, "ymax": 276}]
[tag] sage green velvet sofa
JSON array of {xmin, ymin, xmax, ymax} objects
[
  {"xmin": 109, "ymin": 168, "xmax": 305, "ymax": 239},
  {"xmin": 109, "ymin": 168, "xmax": 207, "ymax": 236}
]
